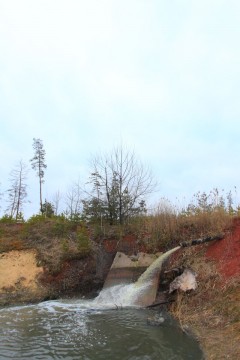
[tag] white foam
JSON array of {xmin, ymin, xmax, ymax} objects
[{"xmin": 92, "ymin": 246, "xmax": 181, "ymax": 309}]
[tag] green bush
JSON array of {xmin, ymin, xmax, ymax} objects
[
  {"xmin": 61, "ymin": 239, "xmax": 69, "ymax": 252},
  {"xmin": 77, "ymin": 226, "xmax": 91, "ymax": 252},
  {"xmin": 27, "ymin": 214, "xmax": 46, "ymax": 225},
  {"xmin": 0, "ymin": 215, "xmax": 16, "ymax": 224}
]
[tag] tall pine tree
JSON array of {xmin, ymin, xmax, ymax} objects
[{"xmin": 30, "ymin": 138, "xmax": 47, "ymax": 214}]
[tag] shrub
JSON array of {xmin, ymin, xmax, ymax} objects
[
  {"xmin": 77, "ymin": 226, "xmax": 91, "ymax": 253},
  {"xmin": 61, "ymin": 239, "xmax": 69, "ymax": 253},
  {"xmin": 0, "ymin": 215, "xmax": 15, "ymax": 224}
]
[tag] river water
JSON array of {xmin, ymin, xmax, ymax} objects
[{"xmin": 0, "ymin": 298, "xmax": 204, "ymax": 360}]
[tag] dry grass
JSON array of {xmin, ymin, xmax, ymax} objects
[
  {"xmin": 144, "ymin": 209, "xmax": 232, "ymax": 251},
  {"xmin": 168, "ymin": 246, "xmax": 240, "ymax": 360},
  {"xmin": 0, "ymin": 220, "xmax": 92, "ymax": 275}
]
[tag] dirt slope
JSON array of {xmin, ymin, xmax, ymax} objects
[
  {"xmin": 0, "ymin": 250, "xmax": 47, "ymax": 305},
  {"xmin": 168, "ymin": 218, "xmax": 240, "ymax": 360},
  {"xmin": 206, "ymin": 217, "xmax": 240, "ymax": 279}
]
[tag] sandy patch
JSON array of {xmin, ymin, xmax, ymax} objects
[{"xmin": 0, "ymin": 250, "xmax": 43, "ymax": 291}]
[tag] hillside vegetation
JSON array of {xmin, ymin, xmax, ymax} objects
[
  {"xmin": 0, "ymin": 188, "xmax": 236, "ymax": 269},
  {"xmin": 1, "ymin": 189, "xmax": 240, "ymax": 359}
]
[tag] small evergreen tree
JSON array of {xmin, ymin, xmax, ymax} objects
[{"xmin": 42, "ymin": 199, "xmax": 55, "ymax": 217}]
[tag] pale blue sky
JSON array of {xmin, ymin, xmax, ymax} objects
[{"xmin": 1, "ymin": 0, "xmax": 240, "ymax": 217}]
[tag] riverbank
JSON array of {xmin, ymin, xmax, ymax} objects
[
  {"xmin": 0, "ymin": 217, "xmax": 239, "ymax": 359},
  {"xmin": 166, "ymin": 218, "xmax": 240, "ymax": 360},
  {"xmin": 0, "ymin": 248, "xmax": 100, "ymax": 306}
]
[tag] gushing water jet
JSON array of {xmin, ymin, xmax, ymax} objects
[{"xmin": 94, "ymin": 246, "xmax": 181, "ymax": 308}]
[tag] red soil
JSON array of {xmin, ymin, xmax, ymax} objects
[
  {"xmin": 206, "ymin": 218, "xmax": 240, "ymax": 280},
  {"xmin": 102, "ymin": 219, "xmax": 240, "ymax": 282},
  {"xmin": 103, "ymin": 234, "xmax": 147, "ymax": 254}
]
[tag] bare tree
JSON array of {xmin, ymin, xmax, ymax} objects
[
  {"xmin": 84, "ymin": 146, "xmax": 155, "ymax": 225},
  {"xmin": 0, "ymin": 182, "xmax": 2, "ymax": 212},
  {"xmin": 30, "ymin": 138, "xmax": 47, "ymax": 214},
  {"xmin": 52, "ymin": 190, "xmax": 62, "ymax": 215},
  {"xmin": 0, "ymin": 183, "xmax": 2, "ymax": 209},
  {"xmin": 64, "ymin": 180, "xmax": 82, "ymax": 220},
  {"xmin": 6, "ymin": 160, "xmax": 28, "ymax": 219}
]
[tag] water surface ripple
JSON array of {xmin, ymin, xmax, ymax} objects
[{"xmin": 0, "ymin": 300, "xmax": 203, "ymax": 360}]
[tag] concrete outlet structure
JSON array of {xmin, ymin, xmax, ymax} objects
[{"xmin": 103, "ymin": 252, "xmax": 162, "ymax": 306}]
